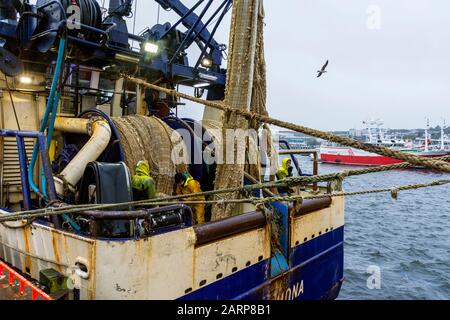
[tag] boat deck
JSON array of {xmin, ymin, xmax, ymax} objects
[
  {"xmin": 0, "ymin": 275, "xmax": 39, "ymax": 300},
  {"xmin": 0, "ymin": 261, "xmax": 52, "ymax": 300}
]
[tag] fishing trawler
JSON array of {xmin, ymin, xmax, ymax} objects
[{"xmin": 0, "ymin": 0, "xmax": 344, "ymax": 300}]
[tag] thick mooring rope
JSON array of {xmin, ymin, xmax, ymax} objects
[
  {"xmin": 1, "ymin": 178, "xmax": 449, "ymax": 222},
  {"xmin": 2, "ymin": 153, "xmax": 449, "ymax": 223},
  {"xmin": 2, "ymin": 72, "xmax": 449, "ymax": 223},
  {"xmin": 256, "ymin": 179, "xmax": 450, "ymax": 203},
  {"xmin": 121, "ymin": 74, "xmax": 450, "ymax": 173}
]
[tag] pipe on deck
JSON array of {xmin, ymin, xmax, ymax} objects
[
  {"xmin": 194, "ymin": 211, "xmax": 267, "ymax": 247},
  {"xmin": 54, "ymin": 117, "xmax": 90, "ymax": 134},
  {"xmin": 293, "ymin": 197, "xmax": 332, "ymax": 217},
  {"xmin": 54, "ymin": 118, "xmax": 111, "ymax": 195},
  {"xmin": 194, "ymin": 197, "xmax": 334, "ymax": 246}
]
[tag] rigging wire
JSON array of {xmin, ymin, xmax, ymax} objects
[
  {"xmin": 132, "ymin": 0, "xmax": 138, "ymax": 33},
  {"xmin": 3, "ymin": 75, "xmax": 21, "ymax": 131},
  {"xmin": 131, "ymin": 0, "xmax": 138, "ymax": 49},
  {"xmin": 101, "ymin": 0, "xmax": 107, "ymax": 19},
  {"xmin": 206, "ymin": 2, "xmax": 232, "ymax": 29},
  {"xmin": 157, "ymin": 3, "xmax": 161, "ymax": 24}
]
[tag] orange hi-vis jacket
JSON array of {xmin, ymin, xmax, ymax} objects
[{"xmin": 175, "ymin": 176, "xmax": 205, "ymax": 224}]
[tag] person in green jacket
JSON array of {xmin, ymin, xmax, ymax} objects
[
  {"xmin": 277, "ymin": 158, "xmax": 293, "ymax": 180},
  {"xmin": 276, "ymin": 158, "xmax": 294, "ymax": 196},
  {"xmin": 131, "ymin": 160, "xmax": 156, "ymax": 201}
]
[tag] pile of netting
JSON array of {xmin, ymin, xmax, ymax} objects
[{"xmin": 112, "ymin": 115, "xmax": 188, "ymax": 195}]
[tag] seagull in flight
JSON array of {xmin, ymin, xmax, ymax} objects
[{"xmin": 317, "ymin": 60, "xmax": 329, "ymax": 78}]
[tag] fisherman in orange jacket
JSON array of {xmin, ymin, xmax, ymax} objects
[{"xmin": 175, "ymin": 173, "xmax": 206, "ymax": 224}]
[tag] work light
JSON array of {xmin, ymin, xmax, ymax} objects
[{"xmin": 144, "ymin": 42, "xmax": 159, "ymax": 54}]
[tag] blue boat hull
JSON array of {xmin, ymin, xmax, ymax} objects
[{"xmin": 181, "ymin": 226, "xmax": 344, "ymax": 300}]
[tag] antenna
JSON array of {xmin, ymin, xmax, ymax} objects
[{"xmin": 424, "ymin": 118, "xmax": 430, "ymax": 152}]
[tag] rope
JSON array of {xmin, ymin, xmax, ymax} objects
[
  {"xmin": 1, "ymin": 152, "xmax": 448, "ymax": 223},
  {"xmin": 1, "ymin": 219, "xmax": 36, "ymax": 229},
  {"xmin": 121, "ymin": 74, "xmax": 450, "ymax": 173},
  {"xmin": 0, "ymin": 239, "xmax": 70, "ymax": 267},
  {"xmin": 342, "ymin": 155, "xmax": 450, "ymax": 176},
  {"xmin": 1, "ymin": 178, "xmax": 449, "ymax": 223},
  {"xmin": 257, "ymin": 179, "xmax": 450, "ymax": 203}
]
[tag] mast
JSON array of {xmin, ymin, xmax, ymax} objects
[
  {"xmin": 365, "ymin": 120, "xmax": 373, "ymax": 144},
  {"xmin": 424, "ymin": 118, "xmax": 429, "ymax": 152},
  {"xmin": 441, "ymin": 120, "xmax": 446, "ymax": 151},
  {"xmin": 377, "ymin": 119, "xmax": 384, "ymax": 142}
]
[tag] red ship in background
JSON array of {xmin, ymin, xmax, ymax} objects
[{"xmin": 320, "ymin": 119, "xmax": 450, "ymax": 166}]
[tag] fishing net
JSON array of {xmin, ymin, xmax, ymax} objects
[
  {"xmin": 250, "ymin": 2, "xmax": 268, "ymax": 125},
  {"xmin": 211, "ymin": 0, "xmax": 268, "ymax": 220},
  {"xmin": 112, "ymin": 115, "xmax": 188, "ymax": 195}
]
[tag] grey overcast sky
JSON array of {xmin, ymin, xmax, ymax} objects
[{"xmin": 105, "ymin": 1, "xmax": 449, "ymax": 130}]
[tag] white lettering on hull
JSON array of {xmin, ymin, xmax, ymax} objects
[{"xmin": 275, "ymin": 280, "xmax": 304, "ymax": 300}]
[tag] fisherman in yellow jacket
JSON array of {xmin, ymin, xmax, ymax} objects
[
  {"xmin": 175, "ymin": 172, "xmax": 205, "ymax": 224},
  {"xmin": 276, "ymin": 158, "xmax": 294, "ymax": 196}
]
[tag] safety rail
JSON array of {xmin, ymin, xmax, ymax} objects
[
  {"xmin": 193, "ymin": 197, "xmax": 334, "ymax": 247},
  {"xmin": 0, "ymin": 260, "xmax": 53, "ymax": 300},
  {"xmin": 278, "ymin": 140, "xmax": 320, "ymax": 191},
  {"xmin": 0, "ymin": 129, "xmax": 57, "ymax": 210},
  {"xmin": 80, "ymin": 204, "xmax": 194, "ymax": 238}
]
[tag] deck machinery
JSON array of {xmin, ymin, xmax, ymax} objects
[{"xmin": 0, "ymin": 0, "xmax": 345, "ymax": 300}]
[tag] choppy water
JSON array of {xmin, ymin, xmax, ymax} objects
[{"xmin": 297, "ymin": 156, "xmax": 450, "ymax": 300}]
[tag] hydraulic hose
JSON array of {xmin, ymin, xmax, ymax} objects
[{"xmin": 27, "ymin": 37, "xmax": 66, "ymax": 198}]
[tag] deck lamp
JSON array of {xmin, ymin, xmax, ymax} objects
[
  {"xmin": 201, "ymin": 57, "xmax": 213, "ymax": 68},
  {"xmin": 193, "ymin": 82, "xmax": 210, "ymax": 88},
  {"xmin": 143, "ymin": 41, "xmax": 159, "ymax": 54},
  {"xmin": 19, "ymin": 75, "xmax": 33, "ymax": 84}
]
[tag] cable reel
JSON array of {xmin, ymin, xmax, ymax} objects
[
  {"xmin": 0, "ymin": 47, "xmax": 24, "ymax": 76},
  {"xmin": 19, "ymin": 0, "xmax": 102, "ymax": 53}
]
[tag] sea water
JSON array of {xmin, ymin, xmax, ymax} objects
[{"xmin": 297, "ymin": 156, "xmax": 450, "ymax": 300}]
